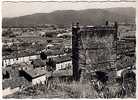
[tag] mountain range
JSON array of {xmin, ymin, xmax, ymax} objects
[{"xmin": 2, "ymin": 7, "xmax": 135, "ymax": 27}]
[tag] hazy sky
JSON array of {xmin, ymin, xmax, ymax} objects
[{"xmin": 2, "ymin": 1, "xmax": 136, "ymax": 18}]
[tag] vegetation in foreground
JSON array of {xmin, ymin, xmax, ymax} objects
[{"xmin": 5, "ymin": 75, "xmax": 135, "ymax": 98}]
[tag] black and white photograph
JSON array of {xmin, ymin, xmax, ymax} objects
[{"xmin": 2, "ymin": 1, "xmax": 136, "ymax": 98}]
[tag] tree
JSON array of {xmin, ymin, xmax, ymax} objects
[
  {"xmin": 46, "ymin": 58, "xmax": 56, "ymax": 71},
  {"xmin": 40, "ymin": 52, "xmax": 47, "ymax": 60}
]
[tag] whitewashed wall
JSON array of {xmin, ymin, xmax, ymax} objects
[
  {"xmin": 2, "ymin": 55, "xmax": 40, "ymax": 67},
  {"xmin": 56, "ymin": 61, "xmax": 72, "ymax": 70},
  {"xmin": 32, "ymin": 75, "xmax": 46, "ymax": 85}
]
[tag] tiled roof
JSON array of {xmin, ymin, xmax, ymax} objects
[
  {"xmin": 43, "ymin": 49, "xmax": 65, "ymax": 56},
  {"xmin": 3, "ymin": 52, "xmax": 39, "ymax": 60},
  {"xmin": 23, "ymin": 67, "xmax": 48, "ymax": 78},
  {"xmin": 53, "ymin": 54, "xmax": 71, "ymax": 64}
]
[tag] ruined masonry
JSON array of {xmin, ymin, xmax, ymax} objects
[{"xmin": 72, "ymin": 22, "xmax": 118, "ymax": 81}]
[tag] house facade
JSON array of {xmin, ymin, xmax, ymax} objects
[
  {"xmin": 56, "ymin": 60, "xmax": 72, "ymax": 70},
  {"xmin": 2, "ymin": 55, "xmax": 40, "ymax": 67}
]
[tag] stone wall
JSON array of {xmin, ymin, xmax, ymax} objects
[{"xmin": 72, "ymin": 23, "xmax": 118, "ymax": 81}]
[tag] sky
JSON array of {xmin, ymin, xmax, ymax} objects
[{"xmin": 2, "ymin": 1, "xmax": 136, "ymax": 18}]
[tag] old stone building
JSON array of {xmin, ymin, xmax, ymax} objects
[{"xmin": 72, "ymin": 22, "xmax": 118, "ymax": 81}]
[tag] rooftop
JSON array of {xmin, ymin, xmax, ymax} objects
[
  {"xmin": 42, "ymin": 49, "xmax": 67, "ymax": 56},
  {"xmin": 22, "ymin": 67, "xmax": 49, "ymax": 78},
  {"xmin": 3, "ymin": 51, "xmax": 39, "ymax": 60},
  {"xmin": 53, "ymin": 54, "xmax": 72, "ymax": 64}
]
